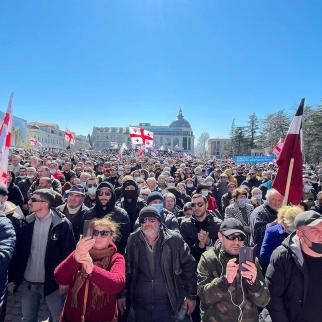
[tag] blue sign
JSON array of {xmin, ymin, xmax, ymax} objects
[{"xmin": 234, "ymin": 156, "xmax": 274, "ymax": 164}]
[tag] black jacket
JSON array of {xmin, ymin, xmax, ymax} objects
[
  {"xmin": 13, "ymin": 209, "xmax": 75, "ymax": 297},
  {"xmin": 8, "ymin": 174, "xmax": 24, "ymax": 207},
  {"xmin": 311, "ymin": 201, "xmax": 322, "ymax": 215},
  {"xmin": 179, "ymin": 212, "xmax": 222, "ymax": 263},
  {"xmin": 250, "ymin": 202, "xmax": 278, "ymax": 256},
  {"xmin": 83, "ymin": 181, "xmax": 131, "ymax": 254},
  {"xmin": 0, "ymin": 213, "xmax": 16, "ymax": 307},
  {"xmin": 123, "ymin": 228, "xmax": 197, "ymax": 318},
  {"xmin": 265, "ymin": 233, "xmax": 312, "ymax": 322},
  {"xmin": 56, "ymin": 203, "xmax": 89, "ymax": 241},
  {"xmin": 28, "ymin": 176, "xmax": 62, "ymax": 197},
  {"xmin": 17, "ymin": 177, "xmax": 35, "ymax": 204}
]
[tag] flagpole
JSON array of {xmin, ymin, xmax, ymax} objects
[{"xmin": 282, "ymin": 158, "xmax": 294, "ymax": 206}]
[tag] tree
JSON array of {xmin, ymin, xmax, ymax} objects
[
  {"xmin": 232, "ymin": 126, "xmax": 249, "ymax": 155},
  {"xmin": 246, "ymin": 113, "xmax": 259, "ymax": 149},
  {"xmin": 195, "ymin": 132, "xmax": 210, "ymax": 158},
  {"xmin": 258, "ymin": 110, "xmax": 290, "ymax": 148}
]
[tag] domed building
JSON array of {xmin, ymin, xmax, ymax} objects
[{"xmin": 91, "ymin": 109, "xmax": 194, "ymax": 153}]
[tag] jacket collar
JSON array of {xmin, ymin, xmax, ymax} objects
[{"xmin": 26, "ymin": 208, "xmax": 64, "ymax": 229}]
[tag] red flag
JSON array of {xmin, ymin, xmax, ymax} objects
[
  {"xmin": 65, "ymin": 130, "xmax": 75, "ymax": 144},
  {"xmin": 0, "ymin": 93, "xmax": 14, "ymax": 184},
  {"xmin": 129, "ymin": 127, "xmax": 154, "ymax": 146},
  {"xmin": 272, "ymin": 99, "xmax": 304, "ymax": 205},
  {"xmin": 272, "ymin": 138, "xmax": 284, "ymax": 157},
  {"xmin": 139, "ymin": 145, "xmax": 145, "ymax": 157}
]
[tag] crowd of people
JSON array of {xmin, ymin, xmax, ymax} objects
[{"xmin": 1, "ymin": 148, "xmax": 322, "ymax": 322}]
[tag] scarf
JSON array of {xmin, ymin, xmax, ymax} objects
[{"xmin": 71, "ymin": 245, "xmax": 116, "ymax": 310}]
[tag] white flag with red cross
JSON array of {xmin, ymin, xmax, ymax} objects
[
  {"xmin": 272, "ymin": 138, "xmax": 284, "ymax": 156},
  {"xmin": 65, "ymin": 130, "xmax": 75, "ymax": 144},
  {"xmin": 129, "ymin": 127, "xmax": 154, "ymax": 146},
  {"xmin": 0, "ymin": 93, "xmax": 14, "ymax": 184}
]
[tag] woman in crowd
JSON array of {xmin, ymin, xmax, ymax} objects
[
  {"xmin": 54, "ymin": 217, "xmax": 125, "ymax": 322},
  {"xmin": 260, "ymin": 205, "xmax": 302, "ymax": 273},
  {"xmin": 250, "ymin": 187, "xmax": 264, "ymax": 208}
]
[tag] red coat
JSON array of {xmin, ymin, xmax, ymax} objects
[
  {"xmin": 207, "ymin": 195, "xmax": 217, "ymax": 211},
  {"xmin": 54, "ymin": 250, "xmax": 125, "ymax": 322}
]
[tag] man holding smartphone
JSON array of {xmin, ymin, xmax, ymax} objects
[{"xmin": 197, "ymin": 218, "xmax": 270, "ymax": 322}]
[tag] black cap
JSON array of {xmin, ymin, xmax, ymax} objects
[
  {"xmin": 146, "ymin": 191, "xmax": 164, "ymax": 205},
  {"xmin": 69, "ymin": 184, "xmax": 86, "ymax": 196},
  {"xmin": 139, "ymin": 206, "xmax": 162, "ymax": 224},
  {"xmin": 220, "ymin": 218, "xmax": 246, "ymax": 237},
  {"xmin": 0, "ymin": 184, "xmax": 9, "ymax": 196},
  {"xmin": 294, "ymin": 210, "xmax": 322, "ymax": 229}
]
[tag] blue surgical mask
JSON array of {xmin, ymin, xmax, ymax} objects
[
  {"xmin": 238, "ymin": 199, "xmax": 248, "ymax": 207},
  {"xmin": 201, "ymin": 190, "xmax": 209, "ymax": 197},
  {"xmin": 187, "ymin": 183, "xmax": 194, "ymax": 188},
  {"xmin": 152, "ymin": 204, "xmax": 163, "ymax": 214}
]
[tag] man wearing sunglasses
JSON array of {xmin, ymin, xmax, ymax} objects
[
  {"xmin": 197, "ymin": 218, "xmax": 269, "ymax": 322},
  {"xmin": 118, "ymin": 206, "xmax": 197, "ymax": 322},
  {"xmin": 266, "ymin": 210, "xmax": 322, "ymax": 322},
  {"xmin": 12, "ymin": 189, "xmax": 75, "ymax": 322},
  {"xmin": 83, "ymin": 181, "xmax": 130, "ymax": 254}
]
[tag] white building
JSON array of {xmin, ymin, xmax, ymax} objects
[
  {"xmin": 91, "ymin": 109, "xmax": 194, "ymax": 153},
  {"xmin": 208, "ymin": 138, "xmax": 230, "ymax": 158}
]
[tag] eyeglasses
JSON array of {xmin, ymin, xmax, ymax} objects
[
  {"xmin": 87, "ymin": 184, "xmax": 97, "ymax": 188},
  {"xmin": 141, "ymin": 217, "xmax": 158, "ymax": 224},
  {"xmin": 223, "ymin": 234, "xmax": 246, "ymax": 242},
  {"xmin": 98, "ymin": 191, "xmax": 112, "ymax": 197},
  {"xmin": 30, "ymin": 197, "xmax": 46, "ymax": 203},
  {"xmin": 92, "ymin": 229, "xmax": 112, "ymax": 237},
  {"xmin": 191, "ymin": 202, "xmax": 205, "ymax": 208}
]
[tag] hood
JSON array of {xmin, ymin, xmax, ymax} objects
[
  {"xmin": 122, "ymin": 179, "xmax": 139, "ymax": 201},
  {"xmin": 94, "ymin": 181, "xmax": 115, "ymax": 215}
]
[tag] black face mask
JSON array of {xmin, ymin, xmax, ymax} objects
[
  {"xmin": 124, "ymin": 190, "xmax": 137, "ymax": 200},
  {"xmin": 303, "ymin": 232, "xmax": 322, "ymax": 254}
]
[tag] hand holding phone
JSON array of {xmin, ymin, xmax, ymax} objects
[{"xmin": 239, "ymin": 246, "xmax": 255, "ymax": 272}]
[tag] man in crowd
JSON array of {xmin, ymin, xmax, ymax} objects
[
  {"xmin": 17, "ymin": 167, "xmax": 37, "ymax": 214},
  {"xmin": 62, "ymin": 161, "xmax": 75, "ymax": 184},
  {"xmin": 118, "ymin": 206, "xmax": 197, "ymax": 322},
  {"xmin": 83, "ymin": 181, "xmax": 130, "ymax": 254},
  {"xmin": 12, "ymin": 189, "xmax": 75, "ymax": 322},
  {"xmin": 198, "ymin": 218, "xmax": 270, "ymax": 322},
  {"xmin": 84, "ymin": 176, "xmax": 99, "ymax": 208},
  {"xmin": 56, "ymin": 184, "xmax": 89, "ymax": 241},
  {"xmin": 242, "ymin": 169, "xmax": 261, "ymax": 191},
  {"xmin": 250, "ymin": 188, "xmax": 283, "ymax": 256},
  {"xmin": 0, "ymin": 209, "xmax": 16, "ymax": 322},
  {"xmin": 266, "ymin": 210, "xmax": 322, "ymax": 322}
]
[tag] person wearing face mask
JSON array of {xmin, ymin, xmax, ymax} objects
[
  {"xmin": 225, "ymin": 188, "xmax": 254, "ymax": 234},
  {"xmin": 116, "ymin": 179, "xmax": 146, "ymax": 232},
  {"xmin": 83, "ymin": 182, "xmax": 130, "ymax": 254},
  {"xmin": 84, "ymin": 177, "xmax": 99, "ymax": 208},
  {"xmin": 259, "ymin": 205, "xmax": 302, "ymax": 274},
  {"xmin": 48, "ymin": 161, "xmax": 66, "ymax": 185},
  {"xmin": 265, "ymin": 210, "xmax": 322, "ymax": 322},
  {"xmin": 193, "ymin": 166, "xmax": 204, "ymax": 187},
  {"xmin": 311, "ymin": 191, "xmax": 322, "ymax": 215},
  {"xmin": 250, "ymin": 187, "xmax": 263, "ymax": 208},
  {"xmin": 185, "ymin": 178, "xmax": 195, "ymax": 196},
  {"xmin": 139, "ymin": 187, "xmax": 151, "ymax": 203},
  {"xmin": 302, "ymin": 175, "xmax": 316, "ymax": 202},
  {"xmin": 134, "ymin": 191, "xmax": 179, "ymax": 232}
]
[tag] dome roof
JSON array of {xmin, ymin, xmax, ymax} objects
[{"xmin": 169, "ymin": 109, "xmax": 191, "ymax": 128}]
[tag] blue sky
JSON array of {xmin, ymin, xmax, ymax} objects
[{"xmin": 1, "ymin": 0, "xmax": 322, "ymax": 140}]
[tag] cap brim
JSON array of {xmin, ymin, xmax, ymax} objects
[
  {"xmin": 308, "ymin": 218, "xmax": 322, "ymax": 227},
  {"xmin": 222, "ymin": 229, "xmax": 246, "ymax": 237},
  {"xmin": 69, "ymin": 191, "xmax": 85, "ymax": 196}
]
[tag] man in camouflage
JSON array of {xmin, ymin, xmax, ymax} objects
[{"xmin": 197, "ymin": 218, "xmax": 270, "ymax": 322}]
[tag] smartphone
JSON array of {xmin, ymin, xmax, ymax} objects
[
  {"xmin": 239, "ymin": 246, "xmax": 255, "ymax": 272},
  {"xmin": 82, "ymin": 220, "xmax": 93, "ymax": 238}
]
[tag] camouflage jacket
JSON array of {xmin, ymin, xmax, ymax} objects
[{"xmin": 197, "ymin": 243, "xmax": 270, "ymax": 322}]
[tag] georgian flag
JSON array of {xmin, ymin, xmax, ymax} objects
[
  {"xmin": 0, "ymin": 93, "xmax": 14, "ymax": 184},
  {"xmin": 30, "ymin": 137, "xmax": 42, "ymax": 147},
  {"xmin": 272, "ymin": 98, "xmax": 304, "ymax": 205},
  {"xmin": 65, "ymin": 130, "xmax": 75, "ymax": 144},
  {"xmin": 272, "ymin": 138, "xmax": 284, "ymax": 156},
  {"xmin": 129, "ymin": 127, "xmax": 154, "ymax": 146}
]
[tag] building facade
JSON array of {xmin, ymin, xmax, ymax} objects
[
  {"xmin": 208, "ymin": 138, "xmax": 230, "ymax": 158},
  {"xmin": 91, "ymin": 109, "xmax": 194, "ymax": 153},
  {"xmin": 27, "ymin": 122, "xmax": 90, "ymax": 151}
]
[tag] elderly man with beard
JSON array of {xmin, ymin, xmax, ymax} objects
[
  {"xmin": 118, "ymin": 206, "xmax": 197, "ymax": 322},
  {"xmin": 83, "ymin": 181, "xmax": 130, "ymax": 254}
]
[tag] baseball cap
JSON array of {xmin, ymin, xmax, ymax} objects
[
  {"xmin": 294, "ymin": 210, "xmax": 322, "ymax": 229},
  {"xmin": 69, "ymin": 184, "xmax": 86, "ymax": 196},
  {"xmin": 220, "ymin": 218, "xmax": 246, "ymax": 237}
]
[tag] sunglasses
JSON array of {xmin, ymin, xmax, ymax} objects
[
  {"xmin": 191, "ymin": 202, "xmax": 205, "ymax": 208},
  {"xmin": 223, "ymin": 234, "xmax": 246, "ymax": 242},
  {"xmin": 87, "ymin": 184, "xmax": 97, "ymax": 188},
  {"xmin": 92, "ymin": 229, "xmax": 112, "ymax": 237},
  {"xmin": 98, "ymin": 191, "xmax": 112, "ymax": 197},
  {"xmin": 30, "ymin": 197, "xmax": 46, "ymax": 203}
]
